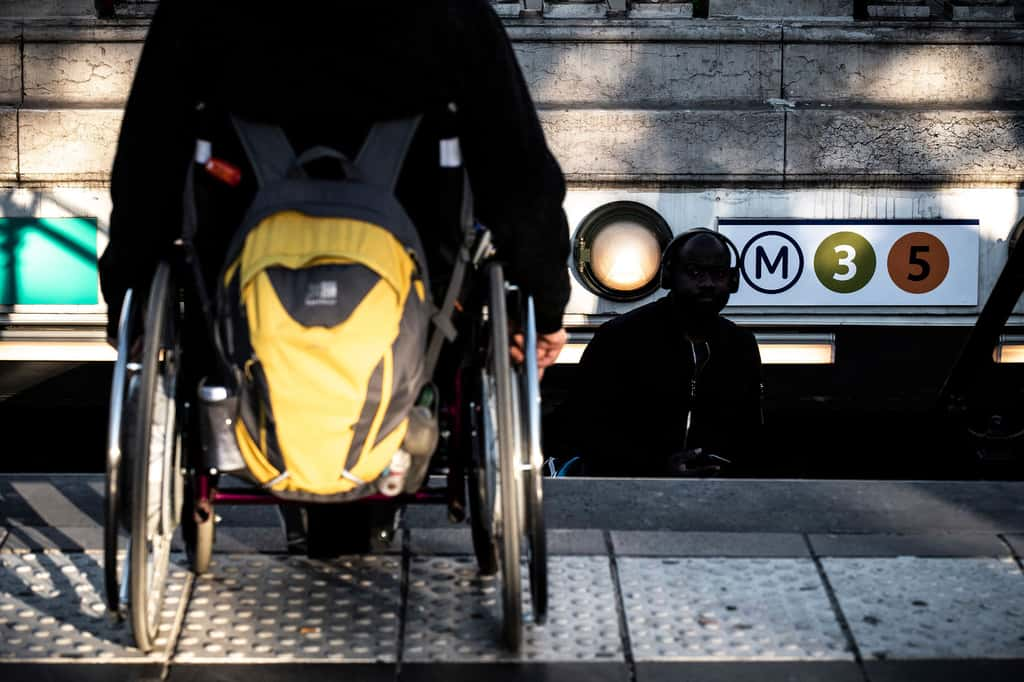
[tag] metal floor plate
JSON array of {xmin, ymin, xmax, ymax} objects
[
  {"xmin": 403, "ymin": 555, "xmax": 624, "ymax": 662},
  {"xmin": 618, "ymin": 558, "xmax": 851, "ymax": 661},
  {"xmin": 173, "ymin": 554, "xmax": 401, "ymax": 662},
  {"xmin": 0, "ymin": 550, "xmax": 187, "ymax": 661},
  {"xmin": 824, "ymin": 557, "xmax": 1024, "ymax": 660}
]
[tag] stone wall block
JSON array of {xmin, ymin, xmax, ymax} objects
[
  {"xmin": 787, "ymin": 110, "xmax": 1024, "ymax": 180},
  {"xmin": 540, "ymin": 109, "xmax": 784, "ymax": 180},
  {"xmin": 24, "ymin": 42, "xmax": 141, "ymax": 106},
  {"xmin": 518, "ymin": 42, "xmax": 781, "ymax": 107},
  {"xmin": 711, "ymin": 0, "xmax": 853, "ymax": 18},
  {"xmin": 0, "ymin": 44, "xmax": 20, "ymax": 105},
  {"xmin": 0, "ymin": 108, "xmax": 17, "ymax": 179},
  {"xmin": 19, "ymin": 109, "xmax": 122, "ymax": 181},
  {"xmin": 784, "ymin": 44, "xmax": 1024, "ymax": 105}
]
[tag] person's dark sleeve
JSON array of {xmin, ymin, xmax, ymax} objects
[
  {"xmin": 722, "ymin": 329, "xmax": 763, "ymax": 467},
  {"xmin": 453, "ymin": 0, "xmax": 571, "ymax": 334},
  {"xmin": 567, "ymin": 327, "xmax": 631, "ymax": 476},
  {"xmin": 98, "ymin": 0, "xmax": 197, "ymax": 339}
]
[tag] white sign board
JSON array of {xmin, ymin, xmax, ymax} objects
[{"xmin": 717, "ymin": 219, "xmax": 979, "ymax": 306}]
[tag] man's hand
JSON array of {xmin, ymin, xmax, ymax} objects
[
  {"xmin": 666, "ymin": 448, "xmax": 730, "ymax": 478},
  {"xmin": 510, "ymin": 328, "xmax": 568, "ymax": 378}
]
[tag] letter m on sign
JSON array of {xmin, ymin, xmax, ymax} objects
[{"xmin": 756, "ymin": 246, "xmax": 788, "ymax": 280}]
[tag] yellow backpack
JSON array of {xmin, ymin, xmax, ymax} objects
[{"xmin": 210, "ymin": 117, "xmax": 435, "ymax": 499}]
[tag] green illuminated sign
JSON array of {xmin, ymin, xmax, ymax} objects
[{"xmin": 0, "ymin": 218, "xmax": 99, "ymax": 305}]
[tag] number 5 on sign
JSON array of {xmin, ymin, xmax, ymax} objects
[{"xmin": 887, "ymin": 232, "xmax": 950, "ymax": 294}]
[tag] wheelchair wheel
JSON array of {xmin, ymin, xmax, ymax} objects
[
  {"xmin": 484, "ymin": 262, "xmax": 523, "ymax": 651},
  {"xmin": 127, "ymin": 263, "xmax": 184, "ymax": 652},
  {"xmin": 520, "ymin": 296, "xmax": 548, "ymax": 625},
  {"xmin": 104, "ymin": 291, "xmax": 135, "ymax": 615}
]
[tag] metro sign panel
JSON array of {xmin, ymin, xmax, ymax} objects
[{"xmin": 718, "ymin": 219, "xmax": 980, "ymax": 307}]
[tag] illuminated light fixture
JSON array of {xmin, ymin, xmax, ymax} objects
[
  {"xmin": 755, "ymin": 333, "xmax": 835, "ymax": 365},
  {"xmin": 555, "ymin": 333, "xmax": 835, "ymax": 365},
  {"xmin": 0, "ymin": 341, "xmax": 117, "ymax": 362},
  {"xmin": 573, "ymin": 202, "xmax": 672, "ymax": 301},
  {"xmin": 994, "ymin": 335, "xmax": 1024, "ymax": 363}
]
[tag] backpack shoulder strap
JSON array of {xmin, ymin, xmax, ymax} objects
[
  {"xmin": 355, "ymin": 116, "xmax": 422, "ymax": 193},
  {"xmin": 230, "ymin": 115, "xmax": 297, "ymax": 188}
]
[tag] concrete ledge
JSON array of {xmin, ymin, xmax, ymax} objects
[
  {"xmin": 711, "ymin": 0, "xmax": 853, "ymax": 19},
  {"xmin": 784, "ymin": 43, "xmax": 1024, "ymax": 105},
  {"xmin": 518, "ymin": 40, "xmax": 780, "ymax": 107},
  {"xmin": 863, "ymin": 660, "xmax": 1024, "ymax": 682},
  {"xmin": 409, "ymin": 527, "xmax": 607, "ymax": 555},
  {"xmin": 637, "ymin": 661, "xmax": 864, "ymax": 682},
  {"xmin": 22, "ymin": 19, "xmax": 150, "ymax": 42},
  {"xmin": 786, "ymin": 109, "xmax": 1024, "ymax": 180},
  {"xmin": 1004, "ymin": 533, "xmax": 1024, "ymax": 557},
  {"xmin": 399, "ymin": 662, "xmax": 629, "ymax": 682},
  {"xmin": 611, "ymin": 531, "xmax": 809, "ymax": 556},
  {"xmin": 541, "ymin": 109, "xmax": 785, "ymax": 180},
  {"xmin": 18, "ymin": 108, "xmax": 122, "ymax": 181},
  {"xmin": 808, "ymin": 532, "xmax": 1011, "ymax": 557},
  {"xmin": 24, "ymin": 42, "xmax": 141, "ymax": 106}
]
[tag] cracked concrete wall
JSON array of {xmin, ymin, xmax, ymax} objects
[
  {"xmin": 541, "ymin": 109, "xmax": 785, "ymax": 180},
  {"xmin": 2, "ymin": 17, "xmax": 1023, "ymax": 186},
  {"xmin": 784, "ymin": 43, "xmax": 1024, "ymax": 106},
  {"xmin": 0, "ymin": 108, "xmax": 17, "ymax": 180},
  {"xmin": 24, "ymin": 42, "xmax": 141, "ymax": 106},
  {"xmin": 787, "ymin": 110, "xmax": 1024, "ymax": 180},
  {"xmin": 517, "ymin": 41, "xmax": 780, "ymax": 106},
  {"xmin": 0, "ymin": 44, "xmax": 20, "ymax": 106},
  {"xmin": 18, "ymin": 109, "xmax": 122, "ymax": 181}
]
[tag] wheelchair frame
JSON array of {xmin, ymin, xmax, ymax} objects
[{"xmin": 104, "ymin": 245, "xmax": 547, "ymax": 653}]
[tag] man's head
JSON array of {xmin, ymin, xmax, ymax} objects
[{"xmin": 661, "ymin": 229, "xmax": 737, "ymax": 323}]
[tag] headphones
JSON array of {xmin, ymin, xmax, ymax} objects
[{"xmin": 660, "ymin": 228, "xmax": 741, "ymax": 293}]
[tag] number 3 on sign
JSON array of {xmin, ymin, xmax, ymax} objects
[
  {"xmin": 814, "ymin": 232, "xmax": 876, "ymax": 293},
  {"xmin": 887, "ymin": 232, "xmax": 950, "ymax": 294}
]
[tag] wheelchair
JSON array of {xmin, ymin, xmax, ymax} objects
[{"xmin": 103, "ymin": 233, "xmax": 548, "ymax": 653}]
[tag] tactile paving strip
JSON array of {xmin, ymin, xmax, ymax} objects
[
  {"xmin": 618, "ymin": 558, "xmax": 851, "ymax": 661},
  {"xmin": 404, "ymin": 555, "xmax": 623, "ymax": 662},
  {"xmin": 823, "ymin": 557, "xmax": 1024, "ymax": 660},
  {"xmin": 173, "ymin": 554, "xmax": 400, "ymax": 662},
  {"xmin": 0, "ymin": 550, "xmax": 187, "ymax": 660}
]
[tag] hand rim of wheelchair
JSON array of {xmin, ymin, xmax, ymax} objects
[
  {"xmin": 117, "ymin": 262, "xmax": 184, "ymax": 652},
  {"xmin": 104, "ymin": 289, "xmax": 134, "ymax": 615},
  {"xmin": 521, "ymin": 296, "xmax": 548, "ymax": 625}
]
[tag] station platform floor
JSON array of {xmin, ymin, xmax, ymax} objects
[{"xmin": 1, "ymin": 474, "xmax": 1023, "ymax": 681}]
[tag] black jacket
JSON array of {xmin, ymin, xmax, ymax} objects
[
  {"xmin": 563, "ymin": 297, "xmax": 763, "ymax": 477},
  {"xmin": 98, "ymin": 0, "xmax": 570, "ymax": 337}
]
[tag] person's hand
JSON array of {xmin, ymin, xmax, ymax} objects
[
  {"xmin": 510, "ymin": 328, "xmax": 567, "ymax": 379},
  {"xmin": 665, "ymin": 448, "xmax": 729, "ymax": 478}
]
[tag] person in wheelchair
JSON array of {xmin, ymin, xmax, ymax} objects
[
  {"xmin": 561, "ymin": 229, "xmax": 764, "ymax": 478},
  {"xmin": 99, "ymin": 2, "xmax": 570, "ymax": 556}
]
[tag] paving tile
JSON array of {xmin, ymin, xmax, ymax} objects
[
  {"xmin": 824, "ymin": 557, "xmax": 1024, "ymax": 660},
  {"xmin": 174, "ymin": 554, "xmax": 400, "ymax": 662},
  {"xmin": 0, "ymin": 549, "xmax": 187, "ymax": 660},
  {"xmin": 618, "ymin": 558, "xmax": 850, "ymax": 661},
  {"xmin": 612, "ymin": 532, "xmax": 808, "ymax": 557},
  {"xmin": 2, "ymin": 523, "xmax": 107, "ymax": 552},
  {"xmin": 809, "ymin": 533, "xmax": 1011, "ymax": 558},
  {"xmin": 404, "ymin": 556, "xmax": 622, "ymax": 662}
]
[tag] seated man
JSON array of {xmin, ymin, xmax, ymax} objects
[{"xmin": 564, "ymin": 228, "xmax": 763, "ymax": 477}]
